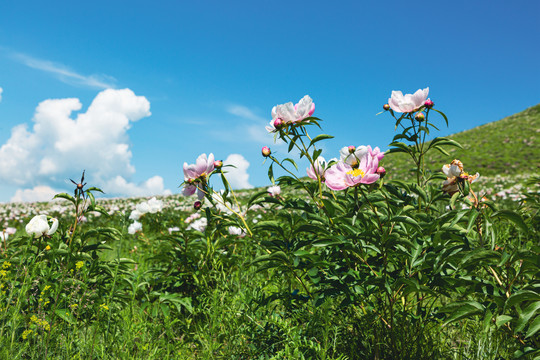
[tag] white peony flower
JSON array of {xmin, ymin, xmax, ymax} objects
[
  {"xmin": 147, "ymin": 197, "xmax": 163, "ymax": 213},
  {"xmin": 388, "ymin": 87, "xmax": 429, "ymax": 113},
  {"xmin": 25, "ymin": 215, "xmax": 59, "ymax": 238}
]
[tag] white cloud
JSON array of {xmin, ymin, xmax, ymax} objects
[
  {"xmin": 224, "ymin": 154, "xmax": 253, "ymax": 189},
  {"xmin": 0, "ymin": 87, "xmax": 3, "ymax": 102},
  {"xmin": 103, "ymin": 175, "xmax": 172, "ymax": 198},
  {"xmin": 11, "ymin": 185, "xmax": 58, "ymax": 203},
  {"xmin": 12, "ymin": 52, "xmax": 116, "ymax": 89},
  {"xmin": 0, "ymin": 88, "xmax": 169, "ymax": 200},
  {"xmin": 226, "ymin": 104, "xmax": 266, "ymax": 122}
]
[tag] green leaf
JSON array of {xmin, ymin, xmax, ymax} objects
[
  {"xmin": 441, "ymin": 301, "xmax": 485, "ymax": 326},
  {"xmin": 268, "ymin": 163, "xmax": 274, "ymax": 183},
  {"xmin": 282, "ymin": 158, "xmax": 298, "ymax": 171},
  {"xmin": 53, "ymin": 193, "xmax": 76, "ymax": 205},
  {"xmin": 247, "ymin": 190, "xmax": 269, "ymax": 208},
  {"xmin": 312, "ymin": 148, "xmax": 322, "ymax": 161},
  {"xmin": 432, "ymin": 109, "xmax": 449, "ymax": 127},
  {"xmin": 389, "ymin": 215, "xmax": 422, "ymax": 233},
  {"xmin": 466, "ymin": 210, "xmax": 480, "ymax": 234},
  {"xmin": 432, "ymin": 145, "xmax": 450, "ymax": 156},
  {"xmin": 460, "ymin": 250, "xmax": 500, "ymax": 267},
  {"xmin": 495, "ymin": 315, "xmax": 513, "ymax": 328},
  {"xmin": 516, "ymin": 301, "xmax": 540, "ymax": 332},
  {"xmin": 506, "ymin": 290, "xmax": 540, "ymax": 309},
  {"xmin": 309, "ymin": 134, "xmax": 334, "ymax": 148},
  {"xmin": 450, "ymin": 192, "xmax": 460, "ymax": 210},
  {"xmin": 526, "ymin": 315, "xmax": 540, "ymax": 338},
  {"xmin": 492, "ymin": 210, "xmax": 529, "ymax": 235},
  {"xmin": 85, "ymin": 186, "xmax": 104, "ymax": 194},
  {"xmin": 55, "ymin": 309, "xmax": 76, "ymax": 324}
]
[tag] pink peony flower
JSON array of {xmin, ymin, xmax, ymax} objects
[
  {"xmin": 183, "ymin": 153, "xmax": 215, "ymax": 181},
  {"xmin": 266, "ymin": 95, "xmax": 315, "ymax": 132},
  {"xmin": 325, "ymin": 147, "xmax": 383, "ymax": 190},
  {"xmin": 183, "ymin": 153, "xmax": 215, "ymax": 200},
  {"xmin": 388, "ymin": 87, "xmax": 429, "ymax": 113}
]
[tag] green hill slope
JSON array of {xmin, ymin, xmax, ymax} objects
[{"xmin": 381, "ymin": 104, "xmax": 540, "ymax": 184}]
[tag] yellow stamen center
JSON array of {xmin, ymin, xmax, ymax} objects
[{"xmin": 346, "ymin": 168, "xmax": 365, "ymax": 178}]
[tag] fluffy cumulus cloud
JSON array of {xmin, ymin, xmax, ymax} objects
[
  {"xmin": 224, "ymin": 154, "xmax": 253, "ymax": 189},
  {"xmin": 104, "ymin": 175, "xmax": 172, "ymax": 198},
  {"xmin": 11, "ymin": 185, "xmax": 58, "ymax": 203},
  {"xmin": 0, "ymin": 88, "xmax": 171, "ymax": 202}
]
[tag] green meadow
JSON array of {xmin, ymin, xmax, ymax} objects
[{"xmin": 0, "ymin": 102, "xmax": 538, "ymax": 360}]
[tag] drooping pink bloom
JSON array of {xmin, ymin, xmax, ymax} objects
[
  {"xmin": 183, "ymin": 153, "xmax": 215, "ymax": 199},
  {"xmin": 183, "ymin": 153, "xmax": 215, "ymax": 181},
  {"xmin": 388, "ymin": 87, "xmax": 429, "ymax": 113},
  {"xmin": 266, "ymin": 95, "xmax": 315, "ymax": 132}
]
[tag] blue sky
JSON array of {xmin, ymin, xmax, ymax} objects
[{"xmin": 0, "ymin": 0, "xmax": 538, "ymax": 202}]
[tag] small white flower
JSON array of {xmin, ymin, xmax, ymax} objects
[
  {"xmin": 187, "ymin": 217, "xmax": 207, "ymax": 232},
  {"xmin": 228, "ymin": 226, "xmax": 246, "ymax": 237},
  {"xmin": 147, "ymin": 197, "xmax": 163, "ymax": 213},
  {"xmin": 128, "ymin": 221, "xmax": 142, "ymax": 235},
  {"xmin": 267, "ymin": 185, "xmax": 281, "ymax": 197}
]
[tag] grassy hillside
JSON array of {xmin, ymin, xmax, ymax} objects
[{"xmin": 381, "ymin": 104, "xmax": 540, "ymax": 183}]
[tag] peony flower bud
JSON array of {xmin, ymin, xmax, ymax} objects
[
  {"xmin": 194, "ymin": 201, "xmax": 202, "ymax": 210},
  {"xmin": 262, "ymin": 146, "xmax": 271, "ymax": 157},
  {"xmin": 273, "ymin": 118, "xmax": 283, "ymax": 129},
  {"xmin": 383, "ymin": 104, "xmax": 390, "ymax": 111},
  {"xmin": 376, "ymin": 166, "xmax": 386, "ymax": 178},
  {"xmin": 424, "ymin": 99, "xmax": 434, "ymax": 109},
  {"xmin": 213, "ymin": 160, "xmax": 223, "ymax": 169},
  {"xmin": 348, "ymin": 146, "xmax": 356, "ymax": 154},
  {"xmin": 415, "ymin": 112, "xmax": 425, "ymax": 122}
]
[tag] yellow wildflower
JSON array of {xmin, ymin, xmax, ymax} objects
[
  {"xmin": 2, "ymin": 262, "xmax": 11, "ymax": 269},
  {"xmin": 22, "ymin": 329, "xmax": 33, "ymax": 340},
  {"xmin": 100, "ymin": 303, "xmax": 109, "ymax": 311},
  {"xmin": 75, "ymin": 261, "xmax": 84, "ymax": 270},
  {"xmin": 45, "ymin": 245, "xmax": 51, "ymax": 251}
]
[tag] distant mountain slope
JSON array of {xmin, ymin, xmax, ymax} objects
[{"xmin": 382, "ymin": 104, "xmax": 540, "ymax": 182}]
